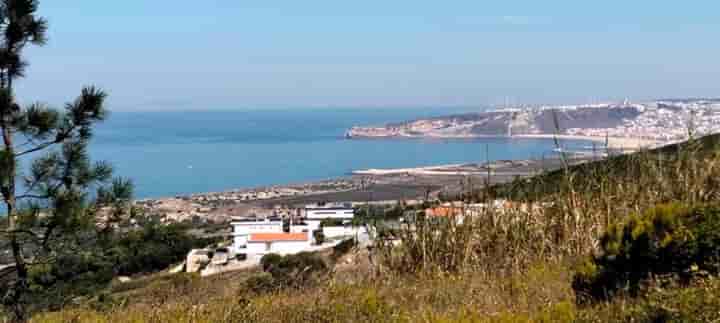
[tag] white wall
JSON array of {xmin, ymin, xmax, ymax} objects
[
  {"xmin": 246, "ymin": 240, "xmax": 311, "ymax": 255},
  {"xmin": 322, "ymin": 226, "xmax": 366, "ymax": 239},
  {"xmin": 289, "ymin": 225, "xmax": 310, "ymax": 233},
  {"xmin": 306, "ymin": 208, "xmax": 354, "ymax": 220},
  {"xmin": 307, "ymin": 220, "xmax": 321, "ymax": 233},
  {"xmin": 232, "ymin": 221, "xmax": 283, "ymax": 252},
  {"xmin": 232, "ymin": 221, "xmax": 283, "ymax": 235}
]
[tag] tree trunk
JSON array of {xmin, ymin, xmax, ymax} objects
[
  {"xmin": 2, "ymin": 77, "xmax": 29, "ymax": 322},
  {"xmin": 4, "ymin": 144, "xmax": 29, "ymax": 323}
]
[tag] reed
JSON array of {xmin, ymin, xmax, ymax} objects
[{"xmin": 377, "ymin": 136, "xmax": 720, "ymax": 277}]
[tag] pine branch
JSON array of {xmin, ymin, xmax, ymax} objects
[
  {"xmin": 15, "ymin": 194, "xmax": 47, "ymax": 199},
  {"xmin": 13, "ymin": 138, "xmax": 60, "ymax": 157}
]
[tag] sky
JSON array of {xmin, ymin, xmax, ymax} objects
[{"xmin": 12, "ymin": 1, "xmax": 720, "ymax": 110}]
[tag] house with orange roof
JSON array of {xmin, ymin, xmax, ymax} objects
[
  {"xmin": 245, "ymin": 232, "xmax": 311, "ymax": 255},
  {"xmin": 230, "ymin": 218, "xmax": 284, "ymax": 253},
  {"xmin": 424, "ymin": 206, "xmax": 464, "ymax": 218}
]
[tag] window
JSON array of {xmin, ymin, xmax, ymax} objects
[{"xmin": 265, "ymin": 242, "xmax": 272, "ymax": 251}]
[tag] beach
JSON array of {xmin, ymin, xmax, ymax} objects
[
  {"xmin": 511, "ymin": 134, "xmax": 665, "ymax": 150},
  {"xmin": 135, "ymin": 155, "xmax": 587, "ymax": 224}
]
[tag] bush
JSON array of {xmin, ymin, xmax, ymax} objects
[
  {"xmin": 332, "ymin": 238, "xmax": 357, "ymax": 261},
  {"xmin": 18, "ymin": 220, "xmax": 213, "ymax": 314},
  {"xmin": 319, "ymin": 218, "xmax": 345, "ymax": 227},
  {"xmin": 260, "ymin": 253, "xmax": 283, "ymax": 272},
  {"xmin": 110, "ymin": 223, "xmax": 214, "ymax": 276},
  {"xmin": 244, "ymin": 272, "xmax": 277, "ymax": 294},
  {"xmin": 573, "ymin": 203, "xmax": 720, "ymax": 303},
  {"xmin": 313, "ymin": 229, "xmax": 325, "ymax": 245},
  {"xmin": 257, "ymin": 252, "xmax": 328, "ymax": 291}
]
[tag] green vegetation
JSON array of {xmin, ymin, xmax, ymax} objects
[
  {"xmin": 15, "ymin": 133, "xmax": 720, "ymax": 322},
  {"xmin": 313, "ymin": 229, "xmax": 326, "ymax": 245},
  {"xmin": 0, "ymin": 1, "xmax": 133, "ymax": 320},
  {"xmin": 1, "ymin": 5, "xmax": 718, "ymax": 317},
  {"xmin": 573, "ymin": 203, "xmax": 720, "ymax": 303},
  {"xmin": 16, "ymin": 219, "xmax": 213, "ymax": 314},
  {"xmin": 253, "ymin": 252, "xmax": 329, "ymax": 293},
  {"xmin": 491, "ymin": 134, "xmax": 720, "ymax": 201},
  {"xmin": 331, "ymin": 237, "xmax": 357, "ymax": 261},
  {"xmin": 319, "ymin": 218, "xmax": 345, "ymax": 227},
  {"xmin": 353, "ymin": 203, "xmax": 406, "ymax": 225},
  {"xmin": 108, "ymin": 221, "xmax": 216, "ymax": 276}
]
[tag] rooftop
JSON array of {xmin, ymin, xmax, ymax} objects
[
  {"xmin": 249, "ymin": 233, "xmax": 308, "ymax": 242},
  {"xmin": 425, "ymin": 207, "xmax": 463, "ymax": 217}
]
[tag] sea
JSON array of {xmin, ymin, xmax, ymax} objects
[{"xmin": 78, "ymin": 107, "xmax": 590, "ymax": 199}]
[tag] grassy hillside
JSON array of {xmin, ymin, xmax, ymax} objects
[
  {"xmin": 21, "ymin": 134, "xmax": 720, "ymax": 322},
  {"xmin": 491, "ymin": 133, "xmax": 720, "ymax": 200},
  {"xmin": 28, "ymin": 255, "xmax": 720, "ymax": 322}
]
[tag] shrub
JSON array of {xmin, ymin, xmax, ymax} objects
[
  {"xmin": 258, "ymin": 252, "xmax": 328, "ymax": 291},
  {"xmin": 260, "ymin": 253, "xmax": 283, "ymax": 272},
  {"xmin": 243, "ymin": 272, "xmax": 277, "ymax": 294},
  {"xmin": 573, "ymin": 203, "xmax": 720, "ymax": 302},
  {"xmin": 332, "ymin": 238, "xmax": 357, "ymax": 261},
  {"xmin": 111, "ymin": 223, "xmax": 214, "ymax": 276},
  {"xmin": 313, "ymin": 229, "xmax": 325, "ymax": 245},
  {"xmin": 14, "ymin": 220, "xmax": 213, "ymax": 315},
  {"xmin": 319, "ymin": 218, "xmax": 345, "ymax": 227}
]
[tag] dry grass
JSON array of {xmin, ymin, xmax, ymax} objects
[
  {"xmin": 22, "ymin": 135, "xmax": 720, "ymax": 322},
  {"xmin": 31, "ymin": 261, "xmax": 575, "ymax": 323},
  {"xmin": 378, "ymin": 138, "xmax": 720, "ymax": 305}
]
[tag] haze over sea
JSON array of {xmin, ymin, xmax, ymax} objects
[{"xmin": 88, "ymin": 108, "xmax": 586, "ymax": 199}]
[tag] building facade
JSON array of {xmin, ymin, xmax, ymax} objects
[
  {"xmin": 245, "ymin": 232, "xmax": 311, "ymax": 255},
  {"xmin": 231, "ymin": 218, "xmax": 283, "ymax": 252},
  {"xmin": 305, "ymin": 207, "xmax": 355, "ymax": 233}
]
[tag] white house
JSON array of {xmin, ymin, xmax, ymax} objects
[
  {"xmin": 305, "ymin": 206, "xmax": 355, "ymax": 233},
  {"xmin": 305, "ymin": 206, "xmax": 355, "ymax": 220},
  {"xmin": 231, "ymin": 218, "xmax": 283, "ymax": 252},
  {"xmin": 245, "ymin": 232, "xmax": 311, "ymax": 255},
  {"xmin": 229, "ymin": 205, "xmax": 359, "ymax": 256}
]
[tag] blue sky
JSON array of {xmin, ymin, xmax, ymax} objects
[{"xmin": 12, "ymin": 1, "xmax": 720, "ymax": 110}]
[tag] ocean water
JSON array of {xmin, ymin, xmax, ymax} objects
[{"xmin": 82, "ymin": 108, "xmax": 587, "ymax": 199}]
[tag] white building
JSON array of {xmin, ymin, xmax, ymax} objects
[
  {"xmin": 229, "ymin": 205, "xmax": 359, "ymax": 256},
  {"xmin": 231, "ymin": 218, "xmax": 283, "ymax": 252},
  {"xmin": 305, "ymin": 206, "xmax": 355, "ymax": 233},
  {"xmin": 245, "ymin": 232, "xmax": 311, "ymax": 255}
]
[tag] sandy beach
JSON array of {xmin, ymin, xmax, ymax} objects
[
  {"xmin": 511, "ymin": 134, "xmax": 665, "ymax": 150},
  {"xmin": 350, "ymin": 132, "xmax": 666, "ymax": 151}
]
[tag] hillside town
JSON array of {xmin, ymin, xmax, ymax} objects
[
  {"xmin": 347, "ymin": 99, "xmax": 720, "ymax": 144},
  {"xmin": 565, "ymin": 99, "xmax": 720, "ymax": 141}
]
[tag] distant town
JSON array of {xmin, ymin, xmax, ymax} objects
[{"xmin": 347, "ymin": 98, "xmax": 720, "ymax": 144}]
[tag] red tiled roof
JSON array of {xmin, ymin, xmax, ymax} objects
[
  {"xmin": 425, "ymin": 207, "xmax": 462, "ymax": 217},
  {"xmin": 249, "ymin": 233, "xmax": 308, "ymax": 242}
]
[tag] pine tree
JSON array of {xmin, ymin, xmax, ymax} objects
[{"xmin": 0, "ymin": 1, "xmax": 130, "ymax": 321}]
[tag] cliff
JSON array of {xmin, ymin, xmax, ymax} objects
[{"xmin": 347, "ymin": 105, "xmax": 644, "ymax": 139}]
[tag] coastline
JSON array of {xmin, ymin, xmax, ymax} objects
[
  {"xmin": 141, "ymin": 135, "xmax": 663, "ymax": 203},
  {"xmin": 135, "ymin": 155, "xmax": 582, "ymax": 223},
  {"xmin": 348, "ymin": 132, "xmax": 666, "ymax": 150},
  {"xmin": 509, "ymin": 134, "xmax": 665, "ymax": 150},
  {"xmin": 132, "ymin": 134, "xmax": 668, "ymax": 222}
]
